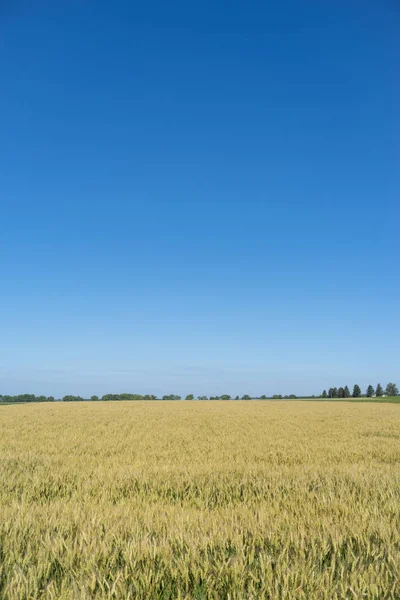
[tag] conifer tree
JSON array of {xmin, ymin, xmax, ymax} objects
[{"xmin": 366, "ymin": 385, "xmax": 375, "ymax": 397}]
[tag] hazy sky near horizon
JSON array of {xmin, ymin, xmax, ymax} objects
[{"xmin": 1, "ymin": 1, "xmax": 399, "ymax": 397}]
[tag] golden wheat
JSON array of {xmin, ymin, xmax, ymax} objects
[{"xmin": 0, "ymin": 401, "xmax": 399, "ymax": 599}]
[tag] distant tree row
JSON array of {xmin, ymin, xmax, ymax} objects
[
  {"xmin": 0, "ymin": 394, "xmax": 54, "ymax": 403},
  {"xmin": 67, "ymin": 393, "xmax": 300, "ymax": 401},
  {"xmin": 185, "ymin": 394, "xmax": 300, "ymax": 400},
  {"xmin": 0, "ymin": 392, "xmax": 300, "ymax": 403},
  {"xmin": 99, "ymin": 393, "xmax": 159, "ymax": 401},
  {"xmin": 321, "ymin": 383, "xmax": 398, "ymax": 399},
  {"xmin": 1, "ymin": 384, "xmax": 398, "ymax": 404},
  {"xmin": 64, "ymin": 393, "xmax": 181, "ymax": 401}
]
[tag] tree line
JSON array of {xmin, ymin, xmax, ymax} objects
[
  {"xmin": 0, "ymin": 394, "xmax": 55, "ymax": 403},
  {"xmin": 0, "ymin": 393, "xmax": 302, "ymax": 403},
  {"xmin": 321, "ymin": 382, "xmax": 398, "ymax": 399},
  {"xmin": 0, "ymin": 384, "xmax": 398, "ymax": 404}
]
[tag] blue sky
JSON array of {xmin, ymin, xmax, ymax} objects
[{"xmin": 1, "ymin": 1, "xmax": 399, "ymax": 397}]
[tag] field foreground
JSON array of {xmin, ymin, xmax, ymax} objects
[{"xmin": 0, "ymin": 401, "xmax": 399, "ymax": 599}]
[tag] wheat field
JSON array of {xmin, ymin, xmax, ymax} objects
[{"xmin": 0, "ymin": 401, "xmax": 399, "ymax": 599}]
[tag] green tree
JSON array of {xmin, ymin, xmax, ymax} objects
[
  {"xmin": 338, "ymin": 387, "xmax": 344, "ymax": 398},
  {"xmin": 375, "ymin": 383, "xmax": 383, "ymax": 397},
  {"xmin": 385, "ymin": 382, "xmax": 399, "ymax": 396},
  {"xmin": 352, "ymin": 384, "xmax": 361, "ymax": 398},
  {"xmin": 16, "ymin": 394, "xmax": 36, "ymax": 402},
  {"xmin": 221, "ymin": 395, "xmax": 231, "ymax": 400},
  {"xmin": 332, "ymin": 387, "xmax": 338, "ymax": 398},
  {"xmin": 242, "ymin": 395, "xmax": 251, "ymax": 400},
  {"xmin": 91, "ymin": 395, "xmax": 99, "ymax": 401},
  {"xmin": 366, "ymin": 385, "xmax": 375, "ymax": 398},
  {"xmin": 321, "ymin": 390, "xmax": 327, "ymax": 398},
  {"xmin": 343, "ymin": 386, "xmax": 350, "ymax": 398},
  {"xmin": 185, "ymin": 394, "xmax": 194, "ymax": 400}
]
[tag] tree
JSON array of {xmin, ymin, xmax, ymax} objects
[
  {"xmin": 185, "ymin": 394, "xmax": 194, "ymax": 400},
  {"xmin": 321, "ymin": 390, "xmax": 327, "ymax": 398},
  {"xmin": 332, "ymin": 387, "xmax": 338, "ymax": 398},
  {"xmin": 272, "ymin": 394, "xmax": 283, "ymax": 399},
  {"xmin": 375, "ymin": 383, "xmax": 383, "ymax": 397},
  {"xmin": 385, "ymin": 382, "xmax": 399, "ymax": 396},
  {"xmin": 352, "ymin": 384, "xmax": 361, "ymax": 398},
  {"xmin": 289, "ymin": 394, "xmax": 297, "ymax": 399},
  {"xmin": 91, "ymin": 395, "xmax": 99, "ymax": 401},
  {"xmin": 242, "ymin": 395, "xmax": 251, "ymax": 400},
  {"xmin": 338, "ymin": 387, "xmax": 344, "ymax": 398},
  {"xmin": 102, "ymin": 394, "xmax": 119, "ymax": 401},
  {"xmin": 235, "ymin": 395, "xmax": 240, "ymax": 400},
  {"xmin": 343, "ymin": 386, "xmax": 350, "ymax": 398},
  {"xmin": 260, "ymin": 395, "xmax": 267, "ymax": 399},
  {"xmin": 366, "ymin": 385, "xmax": 375, "ymax": 398},
  {"xmin": 221, "ymin": 395, "xmax": 231, "ymax": 400},
  {"xmin": 15, "ymin": 394, "xmax": 36, "ymax": 403}
]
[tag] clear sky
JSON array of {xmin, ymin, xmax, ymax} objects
[{"xmin": 1, "ymin": 1, "xmax": 399, "ymax": 398}]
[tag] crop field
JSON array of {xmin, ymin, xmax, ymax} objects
[{"xmin": 0, "ymin": 401, "xmax": 399, "ymax": 599}]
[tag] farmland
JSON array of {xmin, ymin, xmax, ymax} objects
[{"xmin": 0, "ymin": 401, "xmax": 399, "ymax": 599}]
